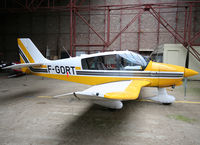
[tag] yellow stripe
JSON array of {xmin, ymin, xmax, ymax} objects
[
  {"xmin": 175, "ymin": 101, "xmax": 200, "ymax": 104},
  {"xmin": 32, "ymin": 73, "xmax": 154, "ymax": 85},
  {"xmin": 33, "ymin": 65, "xmax": 47, "ymax": 68},
  {"xmin": 19, "ymin": 55, "xmax": 31, "ymax": 73},
  {"xmin": 20, "ymin": 55, "xmax": 25, "ymax": 63},
  {"xmin": 137, "ymin": 99, "xmax": 154, "ymax": 102},
  {"xmin": 38, "ymin": 96, "xmax": 52, "ymax": 98},
  {"xmin": 18, "ymin": 38, "xmax": 35, "ymax": 63},
  {"xmin": 30, "ymin": 72, "xmax": 182, "ymax": 87},
  {"xmin": 138, "ymin": 99, "xmax": 200, "ymax": 104},
  {"xmin": 75, "ymin": 67, "xmax": 81, "ymax": 70}
]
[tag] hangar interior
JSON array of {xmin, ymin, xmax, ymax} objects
[
  {"xmin": 0, "ymin": 0, "xmax": 200, "ymax": 61},
  {"xmin": 0, "ymin": 0, "xmax": 200, "ymax": 145}
]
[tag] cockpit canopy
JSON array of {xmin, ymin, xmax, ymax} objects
[{"xmin": 81, "ymin": 51, "xmax": 148, "ymax": 71}]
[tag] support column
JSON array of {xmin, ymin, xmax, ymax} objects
[
  {"xmin": 107, "ymin": 7, "xmax": 110, "ymax": 49},
  {"xmin": 69, "ymin": 0, "xmax": 74, "ymax": 56}
]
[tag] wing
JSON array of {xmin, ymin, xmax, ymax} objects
[
  {"xmin": 2, "ymin": 63, "xmax": 43, "ymax": 69},
  {"xmin": 75, "ymin": 80, "xmax": 150, "ymax": 100}
]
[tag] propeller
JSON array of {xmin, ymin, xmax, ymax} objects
[{"xmin": 184, "ymin": 48, "xmax": 189, "ymax": 98}]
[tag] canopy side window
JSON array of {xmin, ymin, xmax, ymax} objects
[
  {"xmin": 118, "ymin": 53, "xmax": 147, "ymax": 71},
  {"xmin": 81, "ymin": 59, "xmax": 89, "ymax": 69},
  {"xmin": 81, "ymin": 52, "xmax": 147, "ymax": 71},
  {"xmin": 96, "ymin": 56, "xmax": 107, "ymax": 70},
  {"xmin": 104, "ymin": 55, "xmax": 118, "ymax": 70},
  {"xmin": 87, "ymin": 57, "xmax": 97, "ymax": 70},
  {"xmin": 81, "ymin": 55, "xmax": 118, "ymax": 70}
]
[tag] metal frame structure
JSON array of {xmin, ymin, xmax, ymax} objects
[{"xmin": 0, "ymin": 0, "xmax": 200, "ymax": 62}]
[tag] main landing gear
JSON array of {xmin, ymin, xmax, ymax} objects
[{"xmin": 149, "ymin": 88, "xmax": 175, "ymax": 105}]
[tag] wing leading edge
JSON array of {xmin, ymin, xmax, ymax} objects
[{"xmin": 75, "ymin": 80, "xmax": 150, "ymax": 100}]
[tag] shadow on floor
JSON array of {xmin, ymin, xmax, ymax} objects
[
  {"xmin": 0, "ymin": 88, "xmax": 48, "ymax": 105},
  {"xmin": 58, "ymin": 101, "xmax": 146, "ymax": 145}
]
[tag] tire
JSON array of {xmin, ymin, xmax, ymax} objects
[{"xmin": 162, "ymin": 103, "xmax": 172, "ymax": 105}]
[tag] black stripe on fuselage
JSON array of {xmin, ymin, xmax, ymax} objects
[
  {"xmin": 76, "ymin": 70, "xmax": 183, "ymax": 78},
  {"xmin": 19, "ymin": 48, "xmax": 47, "ymax": 73}
]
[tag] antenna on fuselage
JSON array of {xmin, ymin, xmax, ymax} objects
[{"xmin": 63, "ymin": 46, "xmax": 72, "ymax": 58}]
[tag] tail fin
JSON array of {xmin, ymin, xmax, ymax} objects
[{"xmin": 18, "ymin": 38, "xmax": 47, "ymax": 64}]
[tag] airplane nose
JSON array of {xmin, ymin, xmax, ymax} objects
[{"xmin": 184, "ymin": 68, "xmax": 199, "ymax": 77}]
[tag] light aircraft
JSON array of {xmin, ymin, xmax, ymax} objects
[{"xmin": 4, "ymin": 38, "xmax": 199, "ymax": 109}]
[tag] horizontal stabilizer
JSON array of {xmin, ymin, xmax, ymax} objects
[{"xmin": 2, "ymin": 63, "xmax": 43, "ymax": 69}]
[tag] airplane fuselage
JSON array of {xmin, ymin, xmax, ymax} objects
[{"xmin": 26, "ymin": 54, "xmax": 184, "ymax": 88}]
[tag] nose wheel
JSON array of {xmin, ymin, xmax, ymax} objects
[{"xmin": 149, "ymin": 88, "xmax": 175, "ymax": 104}]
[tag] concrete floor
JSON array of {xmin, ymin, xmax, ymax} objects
[{"xmin": 0, "ymin": 74, "xmax": 200, "ymax": 145}]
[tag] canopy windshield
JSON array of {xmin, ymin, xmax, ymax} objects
[{"xmin": 81, "ymin": 51, "xmax": 148, "ymax": 71}]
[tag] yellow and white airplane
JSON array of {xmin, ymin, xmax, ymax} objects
[{"xmin": 4, "ymin": 38, "xmax": 199, "ymax": 109}]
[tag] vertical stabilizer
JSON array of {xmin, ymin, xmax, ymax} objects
[{"xmin": 18, "ymin": 38, "xmax": 48, "ymax": 63}]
